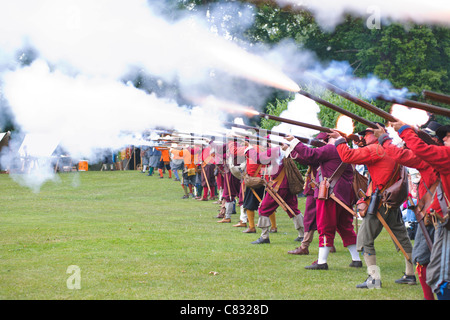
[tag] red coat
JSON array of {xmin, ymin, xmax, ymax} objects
[
  {"xmin": 227, "ymin": 142, "xmax": 263, "ymax": 177},
  {"xmin": 381, "ymin": 139, "xmax": 442, "ymax": 214},
  {"xmin": 336, "ymin": 140, "xmax": 399, "ymax": 192},
  {"xmin": 398, "ymin": 126, "xmax": 450, "ymax": 217}
]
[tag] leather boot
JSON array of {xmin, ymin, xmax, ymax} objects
[
  {"xmin": 216, "ymin": 204, "xmax": 225, "ymax": 218},
  {"xmin": 233, "ymin": 221, "xmax": 247, "ymax": 227},
  {"xmin": 288, "ymin": 246, "xmax": 309, "ymax": 255}
]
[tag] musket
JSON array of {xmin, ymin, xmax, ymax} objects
[
  {"xmin": 309, "ymin": 76, "xmax": 398, "ymax": 122},
  {"xmin": 311, "ymin": 77, "xmax": 439, "ymax": 145},
  {"xmin": 252, "ymin": 111, "xmax": 362, "ymax": 143},
  {"xmin": 422, "ymin": 90, "xmax": 450, "ymax": 106},
  {"xmin": 374, "ymin": 93, "xmax": 450, "ymax": 118},
  {"xmin": 232, "ymin": 131, "xmax": 285, "ymax": 146},
  {"xmin": 297, "ymin": 89, "xmax": 378, "ymax": 129},
  {"xmin": 258, "ymin": 111, "xmax": 335, "ymax": 133},
  {"xmin": 225, "ymin": 122, "xmax": 326, "ymax": 147}
]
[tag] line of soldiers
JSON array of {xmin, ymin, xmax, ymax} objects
[{"xmin": 147, "ymin": 120, "xmax": 450, "ymax": 300}]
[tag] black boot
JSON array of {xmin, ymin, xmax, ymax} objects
[{"xmin": 251, "ymin": 237, "xmax": 270, "ymax": 244}]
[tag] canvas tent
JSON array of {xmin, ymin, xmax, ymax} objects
[
  {"xmin": 0, "ymin": 131, "xmax": 10, "ymax": 153},
  {"xmin": 17, "ymin": 133, "xmax": 61, "ymax": 173}
]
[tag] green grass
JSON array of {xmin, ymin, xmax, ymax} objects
[{"xmin": 0, "ymin": 171, "xmax": 424, "ymax": 300}]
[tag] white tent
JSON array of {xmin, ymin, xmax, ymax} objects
[{"xmin": 18, "ymin": 133, "xmax": 60, "ymax": 158}]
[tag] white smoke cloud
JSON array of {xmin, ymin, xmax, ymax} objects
[
  {"xmin": 0, "ymin": 0, "xmax": 299, "ymax": 190},
  {"xmin": 1, "ymin": 60, "xmax": 223, "ymax": 158},
  {"xmin": 272, "ymin": 0, "xmax": 450, "ymax": 30},
  {"xmin": 271, "ymin": 93, "xmax": 322, "ymax": 139}
]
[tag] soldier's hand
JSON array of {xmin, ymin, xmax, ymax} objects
[
  {"xmin": 284, "ymin": 135, "xmax": 294, "ymax": 142},
  {"xmin": 390, "ymin": 120, "xmax": 407, "ymax": 132},
  {"xmin": 373, "ymin": 123, "xmax": 386, "ymax": 138},
  {"xmin": 328, "ymin": 130, "xmax": 342, "ymax": 139}
]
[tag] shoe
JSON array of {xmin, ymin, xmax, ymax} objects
[
  {"xmin": 269, "ymin": 228, "xmax": 277, "ymax": 233},
  {"xmin": 251, "ymin": 237, "xmax": 270, "ymax": 244},
  {"xmin": 294, "ymin": 236, "xmax": 304, "ymax": 242},
  {"xmin": 233, "ymin": 221, "xmax": 247, "ymax": 227},
  {"xmin": 242, "ymin": 227, "xmax": 256, "ymax": 233},
  {"xmin": 182, "ymin": 195, "xmax": 189, "ymax": 199},
  {"xmin": 288, "ymin": 246, "xmax": 309, "ymax": 255},
  {"xmin": 395, "ymin": 273, "xmax": 417, "ymax": 285},
  {"xmin": 198, "ymin": 198, "xmax": 208, "ymax": 201},
  {"xmin": 209, "ymin": 197, "xmax": 217, "ymax": 201},
  {"xmin": 217, "ymin": 218, "xmax": 231, "ymax": 223},
  {"xmin": 174, "ymin": 178, "xmax": 180, "ymax": 181},
  {"xmin": 305, "ymin": 260, "xmax": 328, "ymax": 270},
  {"xmin": 349, "ymin": 260, "xmax": 363, "ymax": 268},
  {"xmin": 356, "ymin": 275, "xmax": 382, "ymax": 289}
]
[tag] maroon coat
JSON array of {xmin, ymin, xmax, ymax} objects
[{"xmin": 291, "ymin": 142, "xmax": 354, "ymax": 207}]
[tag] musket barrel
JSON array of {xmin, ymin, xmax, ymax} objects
[
  {"xmin": 259, "ymin": 112, "xmax": 334, "ymax": 133},
  {"xmin": 298, "ymin": 89, "xmax": 378, "ymax": 129},
  {"xmin": 311, "ymin": 78, "xmax": 398, "ymax": 122},
  {"xmin": 422, "ymin": 90, "xmax": 450, "ymax": 105},
  {"xmin": 375, "ymin": 94, "xmax": 450, "ymax": 118},
  {"xmin": 225, "ymin": 122, "xmax": 326, "ymax": 147}
]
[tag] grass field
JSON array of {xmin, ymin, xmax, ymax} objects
[{"xmin": 0, "ymin": 170, "xmax": 424, "ymax": 300}]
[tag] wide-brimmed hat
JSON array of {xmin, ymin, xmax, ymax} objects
[
  {"xmin": 423, "ymin": 120, "xmax": 442, "ymax": 137},
  {"xmin": 358, "ymin": 122, "xmax": 385, "ymax": 136}
]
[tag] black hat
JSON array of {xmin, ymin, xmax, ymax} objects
[
  {"xmin": 423, "ymin": 121, "xmax": 442, "ymax": 137},
  {"xmin": 358, "ymin": 122, "xmax": 385, "ymax": 136},
  {"xmin": 436, "ymin": 124, "xmax": 450, "ymax": 141}
]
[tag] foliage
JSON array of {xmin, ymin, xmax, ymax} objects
[{"xmin": 242, "ymin": 4, "xmax": 449, "ymax": 125}]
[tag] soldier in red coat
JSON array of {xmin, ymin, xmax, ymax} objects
[
  {"xmin": 374, "ymin": 124, "xmax": 442, "ymax": 299},
  {"xmin": 390, "ymin": 121, "xmax": 450, "ymax": 300},
  {"xmin": 330, "ymin": 126, "xmax": 414, "ymax": 288}
]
